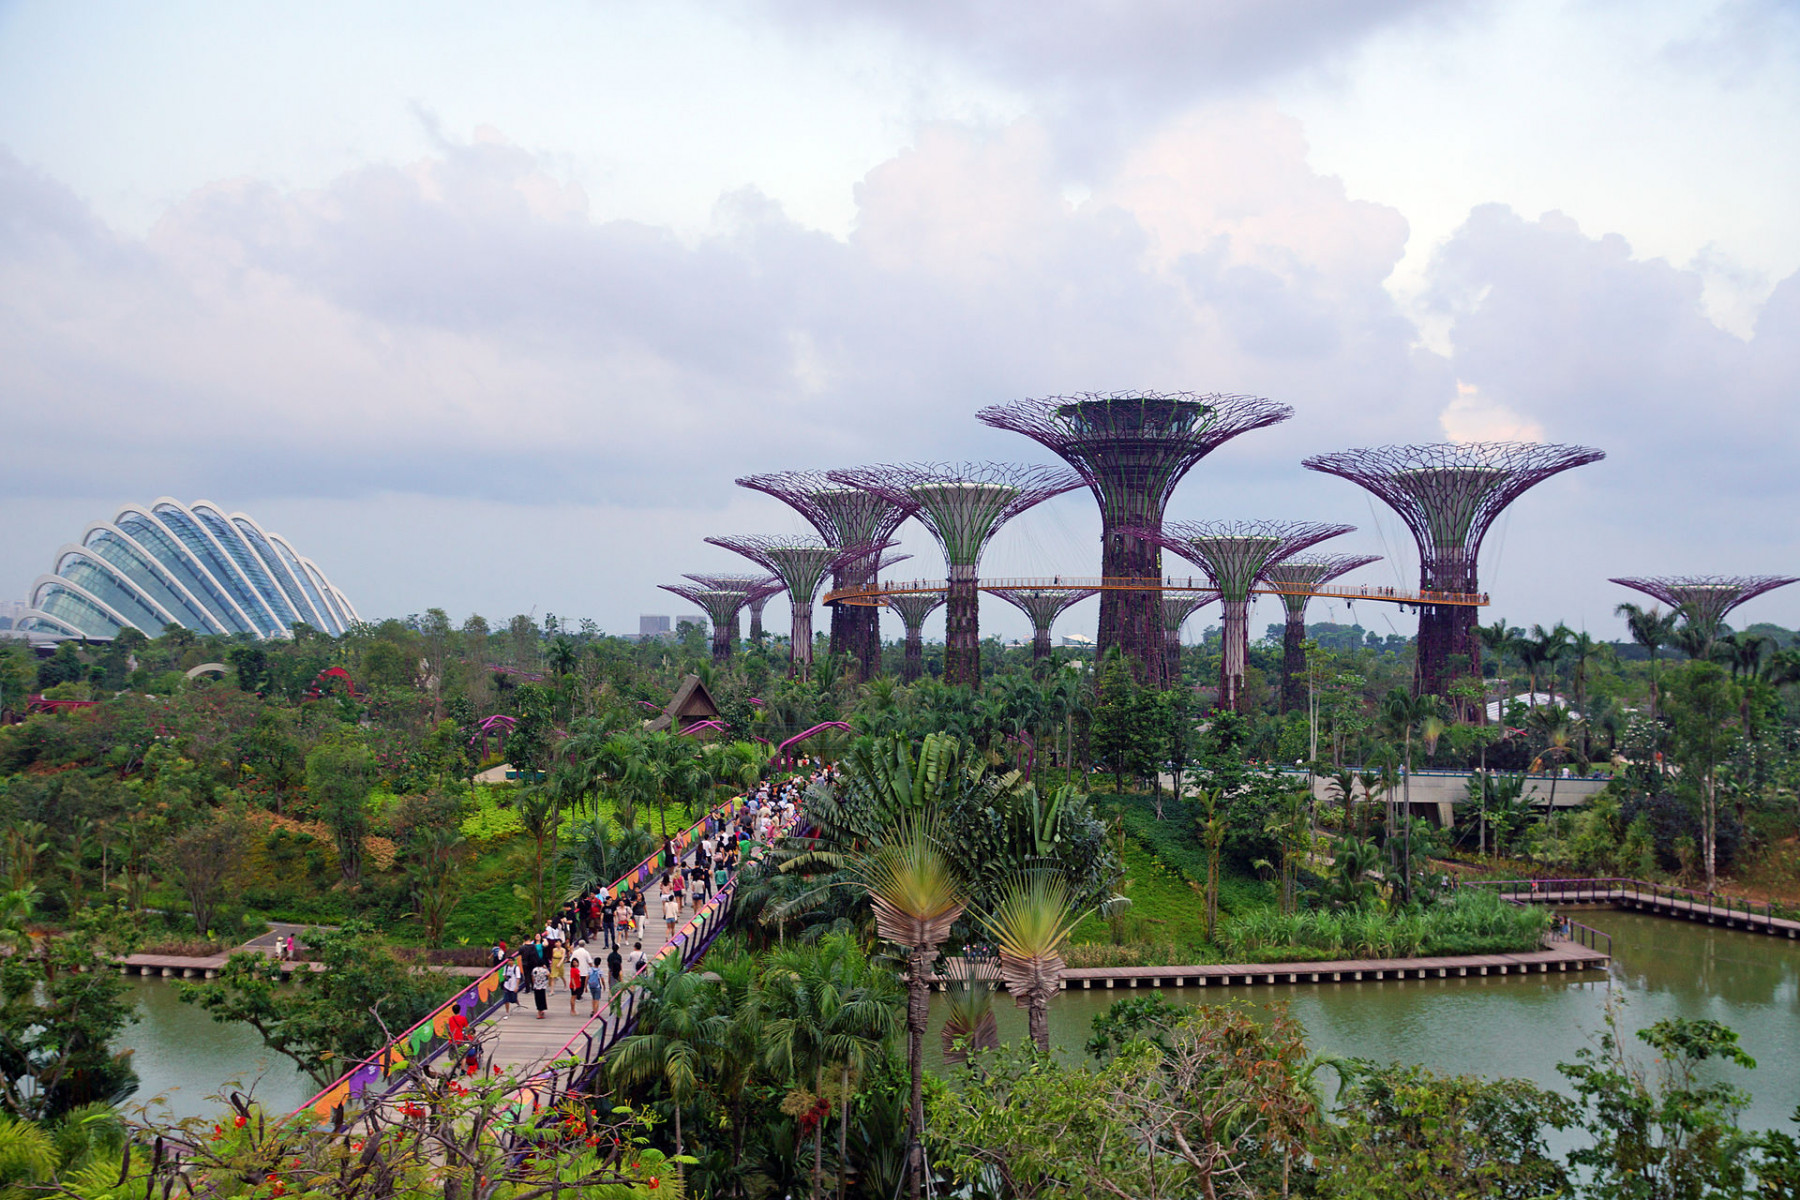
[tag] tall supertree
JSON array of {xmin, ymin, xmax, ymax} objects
[
  {"xmin": 987, "ymin": 587, "xmax": 1098, "ymax": 661},
  {"xmin": 683, "ymin": 572, "xmax": 782, "ymax": 651},
  {"xmin": 736, "ymin": 471, "xmax": 919, "ymax": 680},
  {"xmin": 886, "ymin": 589, "xmax": 948, "ymax": 682},
  {"xmin": 1261, "ymin": 554, "xmax": 1381, "ymax": 711},
  {"xmin": 1133, "ymin": 520, "xmax": 1353, "ymax": 710},
  {"xmin": 1303, "ymin": 442, "xmax": 1604, "ymax": 698},
  {"xmin": 829, "ymin": 462, "xmax": 1083, "ymax": 688},
  {"xmin": 704, "ymin": 536, "xmax": 865, "ymax": 679},
  {"xmin": 658, "ymin": 582, "xmax": 758, "ymax": 665},
  {"xmin": 1160, "ymin": 590, "xmax": 1220, "ymax": 686},
  {"xmin": 977, "ymin": 391, "xmax": 1293, "ymax": 686},
  {"xmin": 1610, "ymin": 576, "xmax": 1799, "ymax": 645}
]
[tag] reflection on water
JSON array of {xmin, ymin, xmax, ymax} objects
[
  {"xmin": 116, "ymin": 979, "xmax": 313, "ymax": 1121},
  {"xmin": 932, "ymin": 911, "xmax": 1800, "ymax": 1133}
]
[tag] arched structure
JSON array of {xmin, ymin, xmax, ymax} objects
[
  {"xmin": 986, "ymin": 587, "xmax": 1097, "ymax": 661},
  {"xmin": 977, "ymin": 392, "xmax": 1292, "ymax": 686},
  {"xmin": 828, "ymin": 463, "xmax": 1082, "ymax": 687},
  {"xmin": 705, "ymin": 536, "xmax": 867, "ymax": 679},
  {"xmin": 19, "ymin": 497, "xmax": 357, "ymax": 640},
  {"xmin": 1303, "ymin": 442, "xmax": 1603, "ymax": 699},
  {"xmin": 736, "ymin": 471, "xmax": 920, "ymax": 680},
  {"xmin": 1262, "ymin": 554, "xmax": 1381, "ymax": 711},
  {"xmin": 887, "ymin": 590, "xmax": 948, "ymax": 682},
  {"xmin": 1160, "ymin": 591, "xmax": 1220, "ymax": 686},
  {"xmin": 1609, "ymin": 576, "xmax": 1799, "ymax": 645},
  {"xmin": 1132, "ymin": 520, "xmax": 1353, "ymax": 710}
]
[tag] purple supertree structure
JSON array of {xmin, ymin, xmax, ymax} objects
[
  {"xmin": 1261, "ymin": 554, "xmax": 1381, "ymax": 711},
  {"xmin": 704, "ymin": 535, "xmax": 868, "ymax": 679},
  {"xmin": 658, "ymin": 582, "xmax": 759, "ymax": 664},
  {"xmin": 977, "ymin": 392, "xmax": 1293, "ymax": 687},
  {"xmin": 683, "ymin": 572, "xmax": 782, "ymax": 648},
  {"xmin": 829, "ymin": 462, "xmax": 1083, "ymax": 688},
  {"xmin": 1132, "ymin": 520, "xmax": 1354, "ymax": 710},
  {"xmin": 886, "ymin": 589, "xmax": 948, "ymax": 682},
  {"xmin": 1160, "ymin": 590, "xmax": 1220, "ymax": 686},
  {"xmin": 1610, "ymin": 576, "xmax": 1799, "ymax": 644},
  {"xmin": 1304, "ymin": 442, "xmax": 1604, "ymax": 698},
  {"xmin": 987, "ymin": 587, "xmax": 1098, "ymax": 661},
  {"xmin": 736, "ymin": 471, "xmax": 919, "ymax": 679}
]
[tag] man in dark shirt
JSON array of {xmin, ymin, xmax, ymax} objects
[
  {"xmin": 606, "ymin": 944, "xmax": 623, "ymax": 985},
  {"xmin": 600, "ymin": 894, "xmax": 619, "ymax": 948}
]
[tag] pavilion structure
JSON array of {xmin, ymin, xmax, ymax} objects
[
  {"xmin": 829, "ymin": 462, "xmax": 1082, "ymax": 687},
  {"xmin": 736, "ymin": 471, "xmax": 919, "ymax": 680},
  {"xmin": 1160, "ymin": 591, "xmax": 1220, "ymax": 686},
  {"xmin": 1262, "ymin": 554, "xmax": 1380, "ymax": 711},
  {"xmin": 1304, "ymin": 442, "xmax": 1604, "ymax": 699},
  {"xmin": 887, "ymin": 589, "xmax": 947, "ymax": 682},
  {"xmin": 1609, "ymin": 575, "xmax": 1799, "ymax": 648},
  {"xmin": 977, "ymin": 391, "xmax": 1292, "ymax": 687},
  {"xmin": 704, "ymin": 535, "xmax": 867, "ymax": 679},
  {"xmin": 987, "ymin": 587, "xmax": 1097, "ymax": 662},
  {"xmin": 1133, "ymin": 520, "xmax": 1353, "ymax": 710}
]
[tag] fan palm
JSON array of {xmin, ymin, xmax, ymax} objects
[
  {"xmin": 608, "ymin": 958, "xmax": 716, "ymax": 1156},
  {"xmin": 977, "ymin": 871, "xmax": 1087, "ymax": 1054},
  {"xmin": 939, "ymin": 976, "xmax": 1000, "ymax": 1065}
]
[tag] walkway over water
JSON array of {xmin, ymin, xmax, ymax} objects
[{"xmin": 1474, "ymin": 877, "xmax": 1800, "ymax": 939}]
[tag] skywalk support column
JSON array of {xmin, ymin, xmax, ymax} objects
[
  {"xmin": 1135, "ymin": 521, "xmax": 1353, "ymax": 711},
  {"xmin": 831, "ymin": 463, "xmax": 1082, "ymax": 689},
  {"xmin": 978, "ymin": 392, "xmax": 1292, "ymax": 686},
  {"xmin": 1304, "ymin": 442, "xmax": 1604, "ymax": 701},
  {"xmin": 1262, "ymin": 555, "xmax": 1380, "ymax": 711}
]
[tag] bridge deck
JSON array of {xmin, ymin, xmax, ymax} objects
[
  {"xmin": 1520, "ymin": 886, "xmax": 1800, "ymax": 937},
  {"xmin": 823, "ymin": 576, "xmax": 1487, "ymax": 607}
]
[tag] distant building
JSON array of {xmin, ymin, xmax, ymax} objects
[
  {"xmin": 0, "ymin": 600, "xmax": 24, "ymax": 630},
  {"xmin": 1060, "ymin": 633, "xmax": 1095, "ymax": 649},
  {"xmin": 639, "ymin": 614, "xmax": 672, "ymax": 642}
]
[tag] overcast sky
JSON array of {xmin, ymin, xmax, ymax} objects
[{"xmin": 2, "ymin": 0, "xmax": 1797, "ymax": 645}]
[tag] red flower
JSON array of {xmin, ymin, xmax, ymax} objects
[
  {"xmin": 234, "ymin": 1115, "xmax": 247, "ymax": 1128},
  {"xmin": 648, "ymin": 1179, "xmax": 660, "ymax": 1189}
]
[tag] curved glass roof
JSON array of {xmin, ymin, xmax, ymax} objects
[{"xmin": 24, "ymin": 500, "xmax": 355, "ymax": 641}]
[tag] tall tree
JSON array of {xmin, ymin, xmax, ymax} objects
[
  {"xmin": 1664, "ymin": 662, "xmax": 1743, "ymax": 889},
  {"xmin": 304, "ymin": 735, "xmax": 374, "ymax": 887},
  {"xmin": 1616, "ymin": 602, "xmax": 1679, "ymax": 723}
]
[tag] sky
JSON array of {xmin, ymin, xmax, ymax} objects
[{"xmin": 2, "ymin": 0, "xmax": 1798, "ymax": 647}]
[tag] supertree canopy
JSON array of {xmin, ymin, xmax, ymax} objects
[
  {"xmin": 1262, "ymin": 554, "xmax": 1381, "ymax": 712},
  {"xmin": 830, "ymin": 462, "xmax": 1082, "ymax": 688},
  {"xmin": 704, "ymin": 535, "xmax": 865, "ymax": 678},
  {"xmin": 977, "ymin": 391, "xmax": 1292, "ymax": 687},
  {"xmin": 736, "ymin": 471, "xmax": 919, "ymax": 679},
  {"xmin": 1133, "ymin": 520, "xmax": 1353, "ymax": 710},
  {"xmin": 658, "ymin": 582, "xmax": 760, "ymax": 665},
  {"xmin": 988, "ymin": 587, "xmax": 1098, "ymax": 661},
  {"xmin": 1160, "ymin": 590, "xmax": 1220, "ymax": 686},
  {"xmin": 1303, "ymin": 441, "xmax": 1603, "ymax": 697},
  {"xmin": 886, "ymin": 589, "xmax": 948, "ymax": 682},
  {"xmin": 684, "ymin": 573, "xmax": 780, "ymax": 645},
  {"xmin": 1609, "ymin": 576, "xmax": 1799, "ymax": 643}
]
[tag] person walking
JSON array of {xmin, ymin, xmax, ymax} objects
[
  {"xmin": 549, "ymin": 936, "xmax": 567, "ymax": 994},
  {"xmin": 447, "ymin": 1001, "xmax": 469, "ymax": 1047},
  {"xmin": 627, "ymin": 941, "xmax": 647, "ymax": 976},
  {"xmin": 662, "ymin": 889, "xmax": 682, "ymax": 937},
  {"xmin": 569, "ymin": 943, "xmax": 593, "ymax": 1015},
  {"xmin": 501, "ymin": 958, "xmax": 521, "ymax": 1018},
  {"xmin": 606, "ymin": 943, "xmax": 623, "ymax": 989},
  {"xmin": 530, "ymin": 962, "xmax": 549, "ymax": 1020},
  {"xmin": 631, "ymin": 885, "xmax": 649, "ymax": 932},
  {"xmin": 587, "ymin": 955, "xmax": 607, "ymax": 1016},
  {"xmin": 599, "ymin": 891, "xmax": 618, "ymax": 949}
]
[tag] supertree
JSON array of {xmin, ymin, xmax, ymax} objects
[
  {"xmin": 829, "ymin": 462, "xmax": 1083, "ymax": 688},
  {"xmin": 704, "ymin": 536, "xmax": 866, "ymax": 678},
  {"xmin": 1132, "ymin": 520, "xmax": 1354, "ymax": 710},
  {"xmin": 736, "ymin": 471, "xmax": 920, "ymax": 679},
  {"xmin": 1160, "ymin": 590, "xmax": 1220, "ymax": 686},
  {"xmin": 1609, "ymin": 576, "xmax": 1799, "ymax": 645},
  {"xmin": 977, "ymin": 391, "xmax": 1293, "ymax": 686},
  {"xmin": 886, "ymin": 589, "xmax": 948, "ymax": 682},
  {"xmin": 683, "ymin": 572, "xmax": 782, "ymax": 650},
  {"xmin": 1303, "ymin": 442, "xmax": 1603, "ymax": 698},
  {"xmin": 658, "ymin": 580, "xmax": 774, "ymax": 665},
  {"xmin": 1261, "ymin": 554, "xmax": 1381, "ymax": 711},
  {"xmin": 987, "ymin": 587, "xmax": 1098, "ymax": 661}
]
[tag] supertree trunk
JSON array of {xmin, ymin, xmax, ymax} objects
[
  {"xmin": 1163, "ymin": 624, "xmax": 1182, "ymax": 685},
  {"xmin": 1219, "ymin": 597, "xmax": 1250, "ymax": 711},
  {"xmin": 1281, "ymin": 611, "xmax": 1306, "ymax": 712},
  {"xmin": 748, "ymin": 596, "xmax": 768, "ymax": 643},
  {"xmin": 945, "ymin": 565, "xmax": 980, "ymax": 688},
  {"xmin": 1034, "ymin": 626, "xmax": 1053, "ymax": 660},
  {"xmin": 712, "ymin": 622, "xmax": 735, "ymax": 665},
  {"xmin": 904, "ymin": 630, "xmax": 924, "ymax": 681},
  {"xmin": 1103, "ymin": 523, "xmax": 1165, "ymax": 686},
  {"xmin": 791, "ymin": 603, "xmax": 814, "ymax": 677}
]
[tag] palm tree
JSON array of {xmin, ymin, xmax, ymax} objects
[
  {"xmin": 1615, "ymin": 602, "xmax": 1678, "ymax": 722},
  {"xmin": 857, "ymin": 816, "xmax": 965, "ymax": 1200},
  {"xmin": 1563, "ymin": 630, "xmax": 1611, "ymax": 756},
  {"xmin": 1525, "ymin": 623, "xmax": 1572, "ymax": 706},
  {"xmin": 819, "ymin": 940, "xmax": 903, "ymax": 1200},
  {"xmin": 940, "ymin": 976, "xmax": 999, "ymax": 1065},
  {"xmin": 1379, "ymin": 689, "xmax": 1437, "ymax": 903},
  {"xmin": 1526, "ymin": 704, "xmax": 1575, "ymax": 821},
  {"xmin": 1477, "ymin": 619, "xmax": 1519, "ymax": 699},
  {"xmin": 977, "ymin": 871, "xmax": 1086, "ymax": 1054},
  {"xmin": 608, "ymin": 958, "xmax": 715, "ymax": 1156}
]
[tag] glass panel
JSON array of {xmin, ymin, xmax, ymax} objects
[
  {"xmin": 83, "ymin": 530, "xmax": 222, "ymax": 633},
  {"xmin": 34, "ymin": 585, "xmax": 122, "ymax": 638},
  {"xmin": 267, "ymin": 536, "xmax": 336, "ymax": 633},
  {"xmin": 232, "ymin": 518, "xmax": 317, "ymax": 631},
  {"xmin": 152, "ymin": 505, "xmax": 280, "ymax": 635},
  {"xmin": 116, "ymin": 513, "xmax": 254, "ymax": 635},
  {"xmin": 57, "ymin": 554, "xmax": 169, "ymax": 633},
  {"xmin": 301, "ymin": 561, "xmax": 350, "ymax": 631},
  {"xmin": 191, "ymin": 505, "xmax": 296, "ymax": 629}
]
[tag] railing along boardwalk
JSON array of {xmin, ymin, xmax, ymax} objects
[
  {"xmin": 824, "ymin": 576, "xmax": 1488, "ymax": 608},
  {"xmin": 1470, "ymin": 877, "xmax": 1800, "ymax": 939}
]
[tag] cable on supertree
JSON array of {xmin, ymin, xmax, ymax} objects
[
  {"xmin": 683, "ymin": 572, "xmax": 782, "ymax": 647},
  {"xmin": 1159, "ymin": 590, "xmax": 1221, "ymax": 687},
  {"xmin": 978, "ymin": 391, "xmax": 1292, "ymax": 687},
  {"xmin": 886, "ymin": 589, "xmax": 948, "ymax": 682},
  {"xmin": 1303, "ymin": 441, "xmax": 1603, "ymax": 699},
  {"xmin": 704, "ymin": 535, "xmax": 870, "ymax": 679},
  {"xmin": 1261, "ymin": 554, "xmax": 1381, "ymax": 712},
  {"xmin": 659, "ymin": 583, "xmax": 756, "ymax": 665},
  {"xmin": 1609, "ymin": 576, "xmax": 1799, "ymax": 644},
  {"xmin": 736, "ymin": 471, "xmax": 920, "ymax": 680},
  {"xmin": 1131, "ymin": 520, "xmax": 1353, "ymax": 711},
  {"xmin": 986, "ymin": 587, "xmax": 1098, "ymax": 661},
  {"xmin": 829, "ymin": 462, "xmax": 1083, "ymax": 688}
]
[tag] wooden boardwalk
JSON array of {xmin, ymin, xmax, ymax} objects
[{"xmin": 1487, "ymin": 880, "xmax": 1800, "ymax": 939}]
